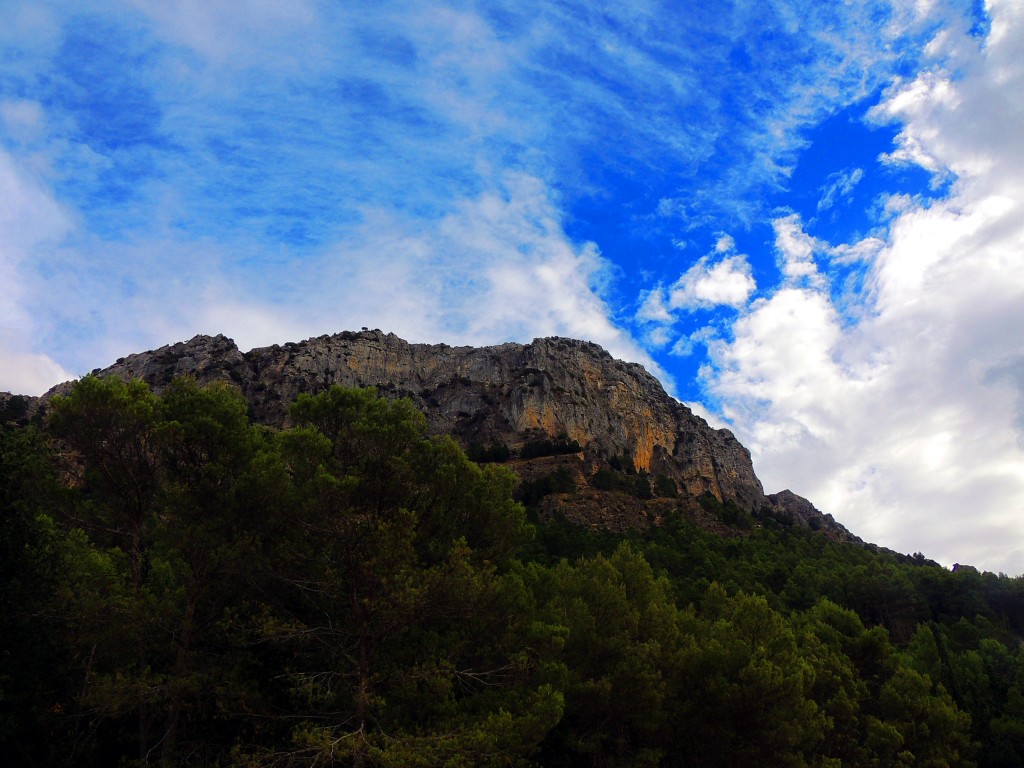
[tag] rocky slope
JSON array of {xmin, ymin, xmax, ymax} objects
[{"xmin": 9, "ymin": 330, "xmax": 857, "ymax": 541}]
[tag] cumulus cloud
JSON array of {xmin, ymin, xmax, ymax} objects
[
  {"xmin": 772, "ymin": 213, "xmax": 826, "ymax": 286},
  {"xmin": 670, "ymin": 326, "xmax": 717, "ymax": 358},
  {"xmin": 830, "ymin": 236, "xmax": 886, "ymax": 265},
  {"xmin": 637, "ymin": 238, "xmax": 757, "ymax": 329},
  {"xmin": 703, "ymin": 0, "xmax": 1024, "ymax": 574},
  {"xmin": 671, "ymin": 336, "xmax": 695, "ymax": 357},
  {"xmin": 0, "ymin": 333, "xmax": 74, "ymax": 395},
  {"xmin": 634, "ymin": 239, "xmax": 757, "ymax": 387},
  {"xmin": 669, "ymin": 254, "xmax": 757, "ymax": 311},
  {"xmin": 645, "ymin": 326, "xmax": 674, "ymax": 349},
  {"xmin": 873, "ymin": 71, "xmax": 961, "ymax": 174},
  {"xmin": 715, "ymin": 234, "xmax": 736, "ymax": 253}
]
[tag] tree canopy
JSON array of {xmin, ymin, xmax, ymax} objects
[{"xmin": 3, "ymin": 376, "xmax": 1023, "ymax": 766}]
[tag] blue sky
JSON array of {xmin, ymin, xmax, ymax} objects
[{"xmin": 3, "ymin": 0, "xmax": 1024, "ymax": 574}]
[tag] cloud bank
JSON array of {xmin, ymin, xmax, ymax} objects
[{"xmin": 701, "ymin": 0, "xmax": 1024, "ymax": 573}]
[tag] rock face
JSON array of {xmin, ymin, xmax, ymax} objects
[
  {"xmin": 769, "ymin": 490, "xmax": 863, "ymax": 544},
  {"xmin": 0, "ymin": 392, "xmax": 34, "ymax": 424},
  {"xmin": 19, "ymin": 330, "xmax": 856, "ymax": 541}
]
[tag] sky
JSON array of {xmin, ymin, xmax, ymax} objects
[{"xmin": 2, "ymin": 0, "xmax": 1023, "ymax": 574}]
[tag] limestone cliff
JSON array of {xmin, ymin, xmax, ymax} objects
[{"xmin": 16, "ymin": 330, "xmax": 856, "ymax": 540}]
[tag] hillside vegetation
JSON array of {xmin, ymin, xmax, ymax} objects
[{"xmin": 3, "ymin": 378, "xmax": 1024, "ymax": 767}]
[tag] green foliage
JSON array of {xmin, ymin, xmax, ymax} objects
[
  {"xmin": 516, "ymin": 467, "xmax": 576, "ymax": 507},
  {"xmin": 45, "ymin": 376, "xmax": 286, "ymax": 766},
  {"xmin": 466, "ymin": 440, "xmax": 511, "ymax": 463},
  {"xmin": 519, "ymin": 433, "xmax": 581, "ymax": 459},
  {"xmin": 0, "ymin": 425, "xmax": 76, "ymax": 766},
  {"xmin": 608, "ymin": 453, "xmax": 636, "ymax": 473},
  {"xmin": 676, "ymin": 588, "xmax": 826, "ymax": 767},
  {"xmin": 590, "ymin": 467, "xmax": 649, "ymax": 498},
  {"xmin": 699, "ymin": 491, "xmax": 756, "ymax": 530},
  {"xmin": 653, "ymin": 474, "xmax": 678, "ymax": 498},
  {"xmin": 528, "ymin": 544, "xmax": 689, "ymax": 767},
  {"xmin": 263, "ymin": 386, "xmax": 548, "ymax": 765},
  {"xmin": 0, "ymin": 394, "xmax": 29, "ymax": 423},
  {"xmin": 589, "ymin": 468, "xmax": 663, "ymax": 501},
  {"xmin": 4, "ymin": 378, "xmax": 1022, "ymax": 766},
  {"xmin": 632, "ymin": 472, "xmax": 654, "ymax": 500},
  {"xmin": 590, "ymin": 467, "xmax": 628, "ymax": 492}
]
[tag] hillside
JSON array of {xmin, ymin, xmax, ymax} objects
[
  {"xmin": 3, "ymin": 345, "xmax": 1024, "ymax": 767},
  {"xmin": 12, "ymin": 330, "xmax": 854, "ymax": 542}
]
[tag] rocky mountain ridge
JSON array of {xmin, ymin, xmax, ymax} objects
[{"xmin": 4, "ymin": 330, "xmax": 856, "ymax": 541}]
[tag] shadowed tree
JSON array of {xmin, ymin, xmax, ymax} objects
[
  {"xmin": 257, "ymin": 386, "xmax": 559, "ymax": 767},
  {"xmin": 49, "ymin": 377, "xmax": 286, "ymax": 766},
  {"xmin": 50, "ymin": 377, "xmax": 165, "ymax": 764}
]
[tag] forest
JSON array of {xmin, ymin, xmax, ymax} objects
[{"xmin": 3, "ymin": 376, "xmax": 1024, "ymax": 767}]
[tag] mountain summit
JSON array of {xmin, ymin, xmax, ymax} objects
[{"xmin": 15, "ymin": 329, "xmax": 854, "ymax": 541}]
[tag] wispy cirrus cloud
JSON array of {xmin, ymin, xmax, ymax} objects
[
  {"xmin": 0, "ymin": 0, "xmax": 921, "ymax": 393},
  {"xmin": 307, "ymin": 172, "xmax": 662, "ymax": 376},
  {"xmin": 817, "ymin": 167, "xmax": 864, "ymax": 212}
]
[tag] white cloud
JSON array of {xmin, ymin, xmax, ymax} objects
[
  {"xmin": 772, "ymin": 213, "xmax": 826, "ymax": 287},
  {"xmin": 1, "ymin": 173, "xmax": 664, "ymax": 394},
  {"xmin": 670, "ymin": 326, "xmax": 716, "ymax": 358},
  {"xmin": 125, "ymin": 0, "xmax": 319, "ymax": 69},
  {"xmin": 636, "ymin": 286, "xmax": 674, "ymax": 324},
  {"xmin": 0, "ymin": 149, "xmax": 69, "ymax": 255},
  {"xmin": 703, "ymin": 1, "xmax": 1024, "ymax": 574},
  {"xmin": 817, "ymin": 166, "xmax": 863, "ymax": 211},
  {"xmin": 307, "ymin": 172, "xmax": 666, "ymax": 379},
  {"xmin": 0, "ymin": 147, "xmax": 75, "ymax": 394},
  {"xmin": 670, "ymin": 335, "xmax": 695, "ymax": 357},
  {"xmin": 634, "ymin": 241, "xmax": 757, "ymax": 374},
  {"xmin": 645, "ymin": 326, "xmax": 674, "ymax": 348},
  {"xmin": 873, "ymin": 71, "xmax": 961, "ymax": 173},
  {"xmin": 0, "ymin": 99, "xmax": 45, "ymax": 143},
  {"xmin": 830, "ymin": 236, "xmax": 885, "ymax": 265},
  {"xmin": 668, "ymin": 253, "xmax": 757, "ymax": 312},
  {"xmin": 708, "ymin": 287, "xmax": 849, "ymax": 440},
  {"xmin": 0, "ymin": 332, "xmax": 74, "ymax": 395}
]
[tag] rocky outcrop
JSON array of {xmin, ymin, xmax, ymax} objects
[
  {"xmin": 768, "ymin": 490, "xmax": 862, "ymax": 543},
  {"xmin": 18, "ymin": 329, "xmax": 855, "ymax": 541},
  {"xmin": 93, "ymin": 331, "xmax": 766, "ymax": 509},
  {"xmin": 0, "ymin": 391, "xmax": 36, "ymax": 425}
]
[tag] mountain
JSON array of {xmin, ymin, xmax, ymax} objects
[
  {"xmin": 8, "ymin": 329, "xmax": 855, "ymax": 541},
  {"xmin": 10, "ymin": 330, "xmax": 1018, "ymax": 768}
]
